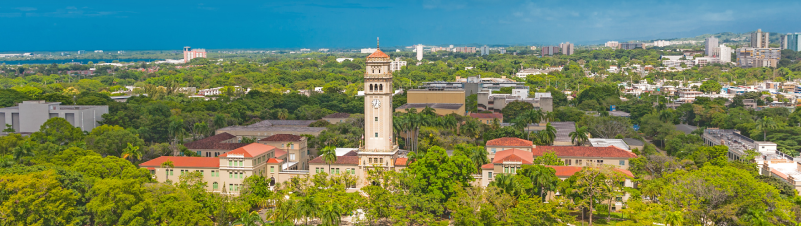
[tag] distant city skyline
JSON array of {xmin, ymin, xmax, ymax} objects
[{"xmin": 1, "ymin": 0, "xmax": 801, "ymax": 51}]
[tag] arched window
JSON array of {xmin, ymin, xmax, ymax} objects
[
  {"xmin": 369, "ymin": 84, "xmax": 373, "ymax": 91},
  {"xmin": 379, "ymin": 84, "xmax": 383, "ymax": 91},
  {"xmin": 369, "ymin": 158, "xmax": 373, "ymax": 163},
  {"xmin": 213, "ymin": 182, "xmax": 218, "ymax": 190}
]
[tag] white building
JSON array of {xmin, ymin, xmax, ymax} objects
[
  {"xmin": 390, "ymin": 58, "xmax": 407, "ymax": 72},
  {"xmin": 415, "ymin": 44, "xmax": 423, "ymax": 61},
  {"xmin": 605, "ymin": 41, "xmax": 619, "ymax": 48},
  {"xmin": 336, "ymin": 58, "xmax": 354, "ymax": 63},
  {"xmin": 653, "ymin": 40, "xmax": 670, "ymax": 47},
  {"xmin": 705, "ymin": 37, "xmax": 718, "ymax": 57},
  {"xmin": 361, "ymin": 48, "xmax": 377, "ymax": 54},
  {"xmin": 719, "ymin": 44, "xmax": 732, "ymax": 63}
]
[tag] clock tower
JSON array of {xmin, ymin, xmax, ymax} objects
[{"xmin": 360, "ymin": 38, "xmax": 398, "ymax": 168}]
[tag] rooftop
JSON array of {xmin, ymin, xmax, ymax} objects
[
  {"xmin": 183, "ymin": 132, "xmax": 248, "ymax": 150},
  {"xmin": 309, "ymin": 154, "xmax": 360, "ymax": 165},
  {"xmin": 532, "ymin": 146, "xmax": 637, "ymax": 158},
  {"xmin": 219, "ymin": 143, "xmax": 277, "ymax": 158},
  {"xmin": 324, "ymin": 113, "xmax": 351, "ymax": 118},
  {"xmin": 396, "ymin": 103, "xmax": 464, "ymax": 110},
  {"xmin": 139, "ymin": 156, "xmax": 220, "ymax": 168},
  {"xmin": 589, "ymin": 138, "xmax": 631, "ymax": 151},
  {"xmin": 487, "ymin": 137, "xmax": 533, "ymax": 147},
  {"xmin": 492, "ymin": 149, "xmax": 534, "ymax": 164},
  {"xmin": 259, "ymin": 134, "xmax": 304, "ymax": 142}
]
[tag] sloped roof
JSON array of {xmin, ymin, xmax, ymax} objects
[
  {"xmin": 274, "ymin": 150, "xmax": 287, "ymax": 158},
  {"xmin": 266, "ymin": 158, "xmax": 284, "ymax": 164},
  {"xmin": 139, "ymin": 156, "xmax": 220, "ymax": 168},
  {"xmin": 492, "ymin": 149, "xmax": 534, "ymax": 164},
  {"xmin": 487, "ymin": 137, "xmax": 533, "ymax": 147},
  {"xmin": 324, "ymin": 113, "xmax": 351, "ymax": 118},
  {"xmin": 481, "ymin": 163, "xmax": 495, "ymax": 170},
  {"xmin": 395, "ymin": 158, "xmax": 408, "ymax": 166},
  {"xmin": 184, "ymin": 132, "xmax": 247, "ymax": 150},
  {"xmin": 219, "ymin": 143, "xmax": 277, "ymax": 158},
  {"xmin": 532, "ymin": 146, "xmax": 637, "ymax": 158},
  {"xmin": 260, "ymin": 134, "xmax": 303, "ymax": 142},
  {"xmin": 470, "ymin": 113, "xmax": 503, "ymax": 119},
  {"xmin": 544, "ymin": 166, "xmax": 634, "ymax": 178},
  {"xmin": 309, "ymin": 155, "xmax": 360, "ymax": 165},
  {"xmin": 367, "ymin": 49, "xmax": 390, "ymax": 59}
]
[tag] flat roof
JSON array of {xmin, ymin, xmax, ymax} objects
[
  {"xmin": 396, "ymin": 103, "xmax": 464, "ymax": 110},
  {"xmin": 589, "ymin": 138, "xmax": 630, "ymax": 151}
]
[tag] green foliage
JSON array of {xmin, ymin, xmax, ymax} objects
[
  {"xmin": 501, "ymin": 101, "xmax": 534, "ymax": 122},
  {"xmin": 30, "ymin": 117, "xmax": 84, "ymax": 146},
  {"xmin": 407, "ymin": 146, "xmax": 476, "ymax": 203},
  {"xmin": 0, "ymin": 170, "xmax": 80, "ymax": 225},
  {"xmin": 532, "ymin": 150, "xmax": 565, "ymax": 165},
  {"xmin": 699, "ymin": 79, "xmax": 722, "ymax": 93}
]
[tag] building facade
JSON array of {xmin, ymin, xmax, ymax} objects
[
  {"xmin": 619, "ymin": 42, "xmax": 645, "ymax": 50},
  {"xmin": 390, "ymin": 57, "xmax": 407, "ymax": 72},
  {"xmin": 736, "ymin": 47, "xmax": 781, "ymax": 68},
  {"xmin": 541, "ymin": 46, "xmax": 559, "ymax": 56},
  {"xmin": 560, "ymin": 42, "xmax": 574, "ymax": 56},
  {"xmin": 415, "ymin": 44, "xmax": 423, "ymax": 61},
  {"xmin": 787, "ymin": 33, "xmax": 801, "ymax": 52},
  {"xmin": 481, "ymin": 45, "xmax": 489, "ymax": 56},
  {"xmin": 751, "ymin": 29, "xmax": 770, "ymax": 48},
  {"xmin": 183, "ymin": 46, "xmax": 207, "ymax": 63},
  {"xmin": 705, "ymin": 36, "xmax": 718, "ymax": 57},
  {"xmin": 0, "ymin": 100, "xmax": 108, "ymax": 133}
]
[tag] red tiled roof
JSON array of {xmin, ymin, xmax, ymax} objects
[
  {"xmin": 309, "ymin": 156, "xmax": 360, "ymax": 165},
  {"xmin": 487, "ymin": 137, "xmax": 533, "ymax": 147},
  {"xmin": 492, "ymin": 149, "xmax": 534, "ymax": 164},
  {"xmin": 395, "ymin": 158, "xmax": 408, "ymax": 166},
  {"xmin": 266, "ymin": 158, "xmax": 283, "ymax": 164},
  {"xmin": 367, "ymin": 49, "xmax": 390, "ymax": 59},
  {"xmin": 470, "ymin": 113, "xmax": 503, "ymax": 119},
  {"xmin": 139, "ymin": 156, "xmax": 220, "ymax": 168},
  {"xmin": 274, "ymin": 150, "xmax": 287, "ymax": 158},
  {"xmin": 772, "ymin": 168, "xmax": 788, "ymax": 180},
  {"xmin": 146, "ymin": 167, "xmax": 155, "ymax": 170},
  {"xmin": 219, "ymin": 143, "xmax": 277, "ymax": 158},
  {"xmin": 259, "ymin": 134, "xmax": 303, "ymax": 142},
  {"xmin": 184, "ymin": 132, "xmax": 248, "ymax": 150},
  {"xmin": 532, "ymin": 146, "xmax": 637, "ymax": 158},
  {"xmin": 545, "ymin": 166, "xmax": 634, "ymax": 178},
  {"xmin": 481, "ymin": 163, "xmax": 494, "ymax": 170}
]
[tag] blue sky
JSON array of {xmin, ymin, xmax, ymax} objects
[{"xmin": 2, "ymin": 0, "xmax": 800, "ymax": 51}]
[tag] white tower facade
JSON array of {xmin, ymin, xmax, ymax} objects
[
  {"xmin": 719, "ymin": 44, "xmax": 731, "ymax": 63},
  {"xmin": 362, "ymin": 43, "xmax": 397, "ymax": 153},
  {"xmin": 415, "ymin": 44, "xmax": 423, "ymax": 61}
]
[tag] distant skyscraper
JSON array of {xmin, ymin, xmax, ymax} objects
[
  {"xmin": 718, "ymin": 44, "xmax": 732, "ymax": 63},
  {"xmin": 415, "ymin": 44, "xmax": 423, "ymax": 61},
  {"xmin": 736, "ymin": 47, "xmax": 781, "ymax": 68},
  {"xmin": 541, "ymin": 46, "xmax": 559, "ymax": 56},
  {"xmin": 183, "ymin": 46, "xmax": 207, "ymax": 63},
  {"xmin": 780, "ymin": 35, "xmax": 789, "ymax": 50},
  {"xmin": 480, "ymin": 45, "xmax": 489, "ymax": 56},
  {"xmin": 560, "ymin": 42, "xmax": 574, "ymax": 55},
  {"xmin": 788, "ymin": 33, "xmax": 801, "ymax": 51},
  {"xmin": 619, "ymin": 43, "xmax": 644, "ymax": 50},
  {"xmin": 705, "ymin": 36, "xmax": 718, "ymax": 56},
  {"xmin": 751, "ymin": 29, "xmax": 769, "ymax": 48}
]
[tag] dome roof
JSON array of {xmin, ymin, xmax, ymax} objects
[{"xmin": 367, "ymin": 48, "xmax": 390, "ymax": 59}]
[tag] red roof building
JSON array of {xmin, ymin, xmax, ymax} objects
[
  {"xmin": 139, "ymin": 156, "xmax": 220, "ymax": 168},
  {"xmin": 487, "ymin": 137, "xmax": 534, "ymax": 147},
  {"xmin": 492, "ymin": 149, "xmax": 534, "ymax": 164},
  {"xmin": 532, "ymin": 146, "xmax": 637, "ymax": 159},
  {"xmin": 219, "ymin": 143, "xmax": 277, "ymax": 158},
  {"xmin": 470, "ymin": 113, "xmax": 503, "ymax": 124}
]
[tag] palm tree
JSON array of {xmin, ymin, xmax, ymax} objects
[
  {"xmin": 277, "ymin": 109, "xmax": 289, "ymax": 120},
  {"xmin": 12, "ymin": 141, "xmax": 34, "ymax": 162},
  {"xmin": 543, "ymin": 123, "xmax": 557, "ymax": 145},
  {"xmin": 527, "ymin": 109, "xmax": 544, "ymax": 125},
  {"xmin": 569, "ymin": 126, "xmax": 589, "ymax": 146},
  {"xmin": 296, "ymin": 195, "xmax": 317, "ymax": 225},
  {"xmin": 659, "ymin": 110, "xmax": 673, "ymax": 123},
  {"xmin": 121, "ymin": 143, "xmax": 142, "ymax": 163},
  {"xmin": 233, "ymin": 211, "xmax": 264, "ymax": 226},
  {"xmin": 421, "ymin": 106, "xmax": 436, "ymax": 117},
  {"xmin": 665, "ymin": 210, "xmax": 683, "ymax": 226},
  {"xmin": 319, "ymin": 202, "xmax": 343, "ymax": 226},
  {"xmin": 755, "ymin": 116, "xmax": 778, "ymax": 141},
  {"xmin": 320, "ymin": 146, "xmax": 337, "ymax": 174},
  {"xmin": 489, "ymin": 173, "xmax": 523, "ymax": 197}
]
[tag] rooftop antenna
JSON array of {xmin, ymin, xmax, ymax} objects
[{"xmin": 377, "ymin": 37, "xmax": 380, "ymax": 49}]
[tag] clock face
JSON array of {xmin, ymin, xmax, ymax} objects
[{"xmin": 372, "ymin": 99, "xmax": 381, "ymax": 108}]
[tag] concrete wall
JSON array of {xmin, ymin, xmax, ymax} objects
[
  {"xmin": 0, "ymin": 101, "xmax": 108, "ymax": 133},
  {"xmin": 407, "ymin": 90, "xmax": 465, "ymax": 105},
  {"xmin": 561, "ymin": 157, "xmax": 631, "ymax": 170}
]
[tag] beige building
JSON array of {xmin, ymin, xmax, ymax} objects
[
  {"xmin": 184, "ymin": 132, "xmax": 248, "ymax": 157},
  {"xmin": 469, "ymin": 113, "xmax": 503, "ymax": 124},
  {"xmin": 258, "ymin": 134, "xmax": 309, "ymax": 170},
  {"xmin": 533, "ymin": 145, "xmax": 637, "ymax": 170},
  {"xmin": 140, "ymin": 143, "xmax": 283, "ymax": 194},
  {"xmin": 397, "ymin": 88, "xmax": 466, "ymax": 115},
  {"xmin": 322, "ymin": 113, "xmax": 351, "ymax": 124},
  {"xmin": 486, "ymin": 137, "xmax": 534, "ymax": 161}
]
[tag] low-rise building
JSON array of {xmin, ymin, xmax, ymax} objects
[
  {"xmin": 184, "ymin": 132, "xmax": 249, "ymax": 157},
  {"xmin": 486, "ymin": 137, "xmax": 534, "ymax": 161},
  {"xmin": 469, "ymin": 113, "xmax": 503, "ymax": 124},
  {"xmin": 477, "ymin": 87, "xmax": 553, "ymax": 113},
  {"xmin": 322, "ymin": 113, "xmax": 351, "ymax": 124},
  {"xmin": 0, "ymin": 100, "xmax": 108, "ymax": 133},
  {"xmin": 258, "ymin": 134, "xmax": 309, "ymax": 170},
  {"xmin": 396, "ymin": 88, "xmax": 465, "ymax": 115},
  {"xmin": 533, "ymin": 145, "xmax": 637, "ymax": 170},
  {"xmin": 216, "ymin": 119, "xmax": 327, "ymax": 139}
]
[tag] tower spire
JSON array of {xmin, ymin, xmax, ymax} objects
[{"xmin": 377, "ymin": 37, "xmax": 380, "ymax": 49}]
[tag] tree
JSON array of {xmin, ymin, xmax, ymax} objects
[
  {"xmin": 86, "ymin": 178, "xmax": 149, "ymax": 225},
  {"xmin": 121, "ymin": 143, "xmax": 142, "ymax": 163},
  {"xmin": 86, "ymin": 127, "xmax": 145, "ymax": 157},
  {"xmin": 585, "ymin": 116, "xmax": 631, "ymax": 138},
  {"xmin": 532, "ymin": 150, "xmax": 564, "ymax": 166},
  {"xmin": 569, "ymin": 125, "xmax": 589, "ymax": 146},
  {"xmin": 755, "ymin": 116, "xmax": 778, "ymax": 141},
  {"xmin": 518, "ymin": 165, "xmax": 560, "ymax": 201},
  {"xmin": 501, "ymin": 101, "xmax": 535, "ymax": 122},
  {"xmin": 12, "ymin": 140, "xmax": 35, "ymax": 162},
  {"xmin": 0, "ymin": 170, "xmax": 80, "ymax": 225},
  {"xmin": 507, "ymin": 195, "xmax": 573, "ymax": 226},
  {"xmin": 233, "ymin": 211, "xmax": 264, "ymax": 226},
  {"xmin": 30, "ymin": 117, "xmax": 84, "ymax": 145},
  {"xmin": 407, "ymin": 146, "xmax": 476, "ymax": 203},
  {"xmin": 699, "ymin": 80, "xmax": 722, "ymax": 94},
  {"xmin": 571, "ymin": 167, "xmax": 608, "ymax": 226},
  {"xmin": 320, "ymin": 146, "xmax": 337, "ymax": 173}
]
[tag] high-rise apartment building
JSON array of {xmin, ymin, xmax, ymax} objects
[
  {"xmin": 480, "ymin": 45, "xmax": 489, "ymax": 56},
  {"xmin": 719, "ymin": 44, "xmax": 732, "ymax": 63},
  {"xmin": 619, "ymin": 42, "xmax": 645, "ymax": 50},
  {"xmin": 605, "ymin": 41, "xmax": 619, "ymax": 49},
  {"xmin": 415, "ymin": 44, "xmax": 423, "ymax": 61},
  {"xmin": 560, "ymin": 42, "xmax": 574, "ymax": 56},
  {"xmin": 541, "ymin": 46, "xmax": 560, "ymax": 56},
  {"xmin": 183, "ymin": 46, "xmax": 207, "ymax": 63},
  {"xmin": 499, "ymin": 48, "xmax": 506, "ymax": 54},
  {"xmin": 452, "ymin": 47, "xmax": 476, "ymax": 53},
  {"xmin": 705, "ymin": 36, "xmax": 718, "ymax": 57},
  {"xmin": 736, "ymin": 47, "xmax": 781, "ymax": 68},
  {"xmin": 786, "ymin": 33, "xmax": 801, "ymax": 52},
  {"xmin": 751, "ymin": 29, "xmax": 769, "ymax": 48}
]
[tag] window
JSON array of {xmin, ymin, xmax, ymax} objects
[
  {"xmin": 565, "ymin": 159, "xmax": 572, "ymax": 165},
  {"xmin": 169, "ymin": 169, "xmax": 173, "ymax": 175},
  {"xmin": 213, "ymin": 182, "xmax": 218, "ymax": 190},
  {"xmin": 290, "ymin": 154, "xmax": 296, "ymax": 161},
  {"xmin": 375, "ymin": 133, "xmax": 378, "ymax": 137},
  {"xmin": 491, "ymin": 148, "xmax": 496, "ymax": 154},
  {"xmin": 504, "ymin": 167, "xmax": 508, "ymax": 173},
  {"xmin": 196, "ymin": 151, "xmax": 201, "ymax": 156},
  {"xmin": 239, "ymin": 172, "xmax": 244, "ymax": 179},
  {"xmin": 290, "ymin": 144, "xmax": 294, "ymax": 149},
  {"xmin": 619, "ymin": 160, "xmax": 626, "ymax": 166},
  {"xmin": 229, "ymin": 172, "xmax": 233, "ymax": 178},
  {"xmin": 488, "ymin": 172, "xmax": 493, "ymax": 178},
  {"xmin": 597, "ymin": 160, "xmax": 604, "ymax": 166},
  {"xmin": 351, "ymin": 168, "xmax": 356, "ymax": 175},
  {"xmin": 229, "ymin": 160, "xmax": 232, "ymax": 166},
  {"xmin": 375, "ymin": 117, "xmax": 378, "ymax": 121},
  {"xmin": 271, "ymin": 166, "xmax": 275, "ymax": 172},
  {"xmin": 335, "ymin": 168, "xmax": 340, "ymax": 174},
  {"xmin": 200, "ymin": 170, "xmax": 204, "ymax": 175},
  {"xmin": 576, "ymin": 160, "xmax": 582, "ymax": 165},
  {"xmin": 369, "ymin": 158, "xmax": 372, "ymax": 163},
  {"xmin": 511, "ymin": 167, "xmax": 516, "ymax": 174},
  {"xmin": 379, "ymin": 158, "xmax": 383, "ymax": 163}
]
